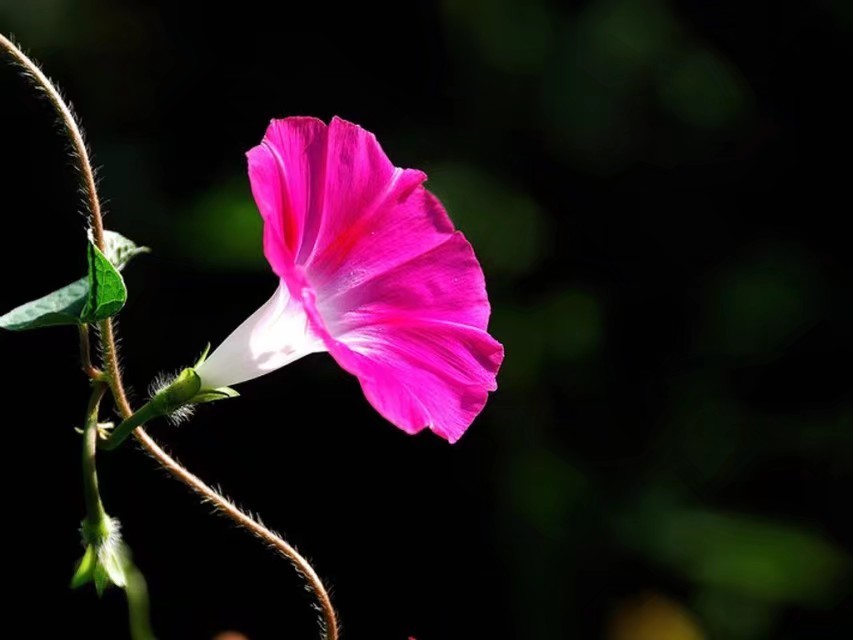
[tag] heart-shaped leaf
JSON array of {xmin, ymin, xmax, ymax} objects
[
  {"xmin": 101, "ymin": 230, "xmax": 151, "ymax": 270},
  {"xmin": 80, "ymin": 241, "xmax": 127, "ymax": 323},
  {"xmin": 0, "ymin": 277, "xmax": 89, "ymax": 330},
  {"xmin": 0, "ymin": 230, "xmax": 149, "ymax": 331}
]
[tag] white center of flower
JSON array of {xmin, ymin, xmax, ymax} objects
[{"xmin": 196, "ymin": 281, "xmax": 326, "ymax": 390}]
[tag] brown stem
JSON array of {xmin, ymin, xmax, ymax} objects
[
  {"xmin": 133, "ymin": 428, "xmax": 339, "ymax": 639},
  {"xmin": 1, "ymin": 32, "xmax": 339, "ymax": 640},
  {"xmin": 78, "ymin": 325, "xmax": 103, "ymax": 379},
  {"xmin": 0, "ymin": 34, "xmax": 104, "ymax": 246}
]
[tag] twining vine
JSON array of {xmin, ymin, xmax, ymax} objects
[{"xmin": 0, "ymin": 33, "xmax": 339, "ymax": 640}]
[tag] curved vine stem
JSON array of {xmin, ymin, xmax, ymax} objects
[{"xmin": 1, "ymin": 33, "xmax": 339, "ymax": 640}]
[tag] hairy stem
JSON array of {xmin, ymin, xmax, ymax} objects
[
  {"xmin": 78, "ymin": 325, "xmax": 103, "ymax": 379},
  {"xmin": 0, "ymin": 33, "xmax": 104, "ymax": 245},
  {"xmin": 1, "ymin": 33, "xmax": 339, "ymax": 640},
  {"xmin": 133, "ymin": 428, "xmax": 339, "ymax": 638}
]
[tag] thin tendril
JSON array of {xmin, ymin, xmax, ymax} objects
[{"xmin": 1, "ymin": 33, "xmax": 339, "ymax": 640}]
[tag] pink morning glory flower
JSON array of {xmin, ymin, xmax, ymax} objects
[{"xmin": 196, "ymin": 117, "xmax": 504, "ymax": 442}]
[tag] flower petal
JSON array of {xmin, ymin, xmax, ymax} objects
[
  {"xmin": 305, "ymin": 118, "xmax": 455, "ymax": 297},
  {"xmin": 247, "ymin": 117, "xmax": 328, "ymax": 275},
  {"xmin": 249, "ymin": 117, "xmax": 456, "ymax": 296},
  {"xmin": 327, "ymin": 316, "xmax": 503, "ymax": 443},
  {"xmin": 299, "ymin": 285, "xmax": 502, "ymax": 442},
  {"xmin": 319, "ymin": 231, "xmax": 491, "ymax": 335},
  {"xmin": 196, "ymin": 281, "xmax": 325, "ymax": 390}
]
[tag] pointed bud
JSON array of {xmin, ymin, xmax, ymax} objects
[{"xmin": 72, "ymin": 516, "xmax": 128, "ymax": 595}]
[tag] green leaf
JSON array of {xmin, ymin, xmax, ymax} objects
[
  {"xmin": 0, "ymin": 277, "xmax": 88, "ymax": 330},
  {"xmin": 80, "ymin": 241, "xmax": 127, "ymax": 322},
  {"xmin": 101, "ymin": 230, "xmax": 151, "ymax": 270},
  {"xmin": 0, "ymin": 230, "xmax": 147, "ymax": 331}
]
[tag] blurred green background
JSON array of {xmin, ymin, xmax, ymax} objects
[{"xmin": 1, "ymin": 1, "xmax": 850, "ymax": 639}]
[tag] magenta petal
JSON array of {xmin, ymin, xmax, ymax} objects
[
  {"xmin": 335, "ymin": 321, "xmax": 503, "ymax": 443},
  {"xmin": 301, "ymin": 229, "xmax": 502, "ymax": 443},
  {"xmin": 304, "ymin": 119, "xmax": 454, "ymax": 298},
  {"xmin": 301, "ymin": 286, "xmax": 503, "ymax": 443},
  {"xmin": 319, "ymin": 231, "xmax": 491, "ymax": 335},
  {"xmin": 247, "ymin": 117, "xmax": 328, "ymax": 275},
  {"xmin": 242, "ymin": 116, "xmax": 504, "ymax": 441}
]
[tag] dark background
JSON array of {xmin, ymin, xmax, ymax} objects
[{"xmin": 1, "ymin": 1, "xmax": 851, "ymax": 638}]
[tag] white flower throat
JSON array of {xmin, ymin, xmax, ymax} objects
[{"xmin": 196, "ymin": 282, "xmax": 325, "ymax": 390}]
